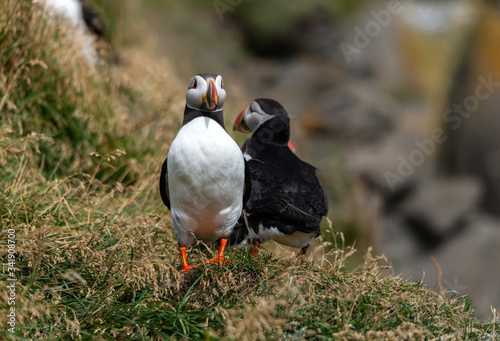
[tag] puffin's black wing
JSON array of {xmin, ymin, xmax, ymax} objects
[
  {"xmin": 300, "ymin": 163, "xmax": 329, "ymax": 218},
  {"xmin": 81, "ymin": 4, "xmax": 105, "ymax": 38},
  {"xmin": 246, "ymin": 149, "xmax": 328, "ymax": 227},
  {"xmin": 159, "ymin": 157, "xmax": 170, "ymax": 209},
  {"xmin": 243, "ymin": 158, "xmax": 252, "ymax": 205}
]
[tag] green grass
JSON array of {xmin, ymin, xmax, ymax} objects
[
  {"xmin": 1, "ymin": 1, "xmax": 499, "ymax": 340},
  {"xmin": 0, "ymin": 152, "xmax": 498, "ymax": 339},
  {"xmin": 1, "ymin": 176, "xmax": 498, "ymax": 340}
]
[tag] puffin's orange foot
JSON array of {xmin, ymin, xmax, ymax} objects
[
  {"xmin": 179, "ymin": 246, "xmax": 201, "ymax": 272},
  {"xmin": 252, "ymin": 242, "xmax": 261, "ymax": 256},
  {"xmin": 205, "ymin": 256, "xmax": 231, "ymax": 266},
  {"xmin": 181, "ymin": 265, "xmax": 193, "ymax": 272},
  {"xmin": 203, "ymin": 238, "xmax": 231, "ymax": 267},
  {"xmin": 295, "ymin": 246, "xmax": 309, "ymax": 261},
  {"xmin": 181, "ymin": 263, "xmax": 201, "ymax": 272}
]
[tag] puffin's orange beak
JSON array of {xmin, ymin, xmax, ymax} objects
[
  {"xmin": 287, "ymin": 141, "xmax": 297, "ymax": 154},
  {"xmin": 233, "ymin": 106, "xmax": 251, "ymax": 133},
  {"xmin": 206, "ymin": 79, "xmax": 218, "ymax": 110}
]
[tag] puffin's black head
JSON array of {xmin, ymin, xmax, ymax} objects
[
  {"xmin": 234, "ymin": 98, "xmax": 294, "ymax": 147},
  {"xmin": 185, "ymin": 73, "xmax": 226, "ymax": 112},
  {"xmin": 233, "ymin": 98, "xmax": 289, "ymax": 133}
]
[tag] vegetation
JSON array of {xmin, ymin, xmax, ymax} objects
[{"xmin": 1, "ymin": 1, "xmax": 499, "ymax": 340}]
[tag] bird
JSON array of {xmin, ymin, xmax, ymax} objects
[
  {"xmin": 159, "ymin": 74, "xmax": 249, "ymax": 272},
  {"xmin": 32, "ymin": 0, "xmax": 108, "ymax": 66},
  {"xmin": 232, "ymin": 98, "xmax": 328, "ymax": 256}
]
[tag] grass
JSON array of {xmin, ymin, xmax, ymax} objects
[{"xmin": 1, "ymin": 1, "xmax": 499, "ymax": 340}]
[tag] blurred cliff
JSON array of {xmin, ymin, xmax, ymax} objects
[
  {"xmin": 101, "ymin": 0, "xmax": 499, "ymax": 317},
  {"xmin": 339, "ymin": 0, "xmax": 500, "ymax": 318}
]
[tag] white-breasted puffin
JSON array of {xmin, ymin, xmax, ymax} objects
[
  {"xmin": 32, "ymin": 0, "xmax": 107, "ymax": 65},
  {"xmin": 233, "ymin": 98, "xmax": 328, "ymax": 256},
  {"xmin": 160, "ymin": 74, "xmax": 249, "ymax": 272}
]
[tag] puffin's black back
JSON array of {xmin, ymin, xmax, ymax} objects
[{"xmin": 243, "ymin": 116, "xmax": 328, "ymax": 234}]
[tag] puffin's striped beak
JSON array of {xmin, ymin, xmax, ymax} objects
[
  {"xmin": 233, "ymin": 107, "xmax": 251, "ymax": 133},
  {"xmin": 206, "ymin": 79, "xmax": 218, "ymax": 110}
]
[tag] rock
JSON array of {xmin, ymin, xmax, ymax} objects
[
  {"xmin": 248, "ymin": 58, "xmax": 338, "ymax": 116},
  {"xmin": 432, "ymin": 213, "xmax": 500, "ymax": 318},
  {"xmin": 401, "ymin": 177, "xmax": 484, "ymax": 241},
  {"xmin": 386, "ymin": 213, "xmax": 500, "ymax": 318},
  {"xmin": 440, "ymin": 92, "xmax": 500, "ymax": 217},
  {"xmin": 346, "ymin": 132, "xmax": 433, "ymax": 200},
  {"xmin": 377, "ymin": 213, "xmax": 423, "ymax": 262},
  {"xmin": 300, "ymin": 109, "xmax": 329, "ymax": 134},
  {"xmin": 310, "ymin": 83, "xmax": 397, "ymax": 143},
  {"xmin": 437, "ymin": 5, "xmax": 500, "ymax": 217}
]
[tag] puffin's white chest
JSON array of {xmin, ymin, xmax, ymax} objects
[{"xmin": 168, "ymin": 117, "xmax": 245, "ymax": 244}]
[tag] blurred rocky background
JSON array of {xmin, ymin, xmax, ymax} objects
[{"xmin": 102, "ymin": 0, "xmax": 499, "ymax": 317}]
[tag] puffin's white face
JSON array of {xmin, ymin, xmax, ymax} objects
[
  {"xmin": 185, "ymin": 75, "xmax": 226, "ymax": 112},
  {"xmin": 234, "ymin": 100, "xmax": 273, "ymax": 133}
]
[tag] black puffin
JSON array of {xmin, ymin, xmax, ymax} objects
[
  {"xmin": 160, "ymin": 74, "xmax": 248, "ymax": 272},
  {"xmin": 233, "ymin": 98, "xmax": 328, "ymax": 255}
]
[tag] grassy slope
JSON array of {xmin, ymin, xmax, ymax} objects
[{"xmin": 1, "ymin": 1, "xmax": 499, "ymax": 340}]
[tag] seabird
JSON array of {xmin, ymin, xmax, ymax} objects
[
  {"xmin": 32, "ymin": 0, "xmax": 107, "ymax": 65},
  {"xmin": 233, "ymin": 98, "xmax": 328, "ymax": 256},
  {"xmin": 160, "ymin": 74, "xmax": 249, "ymax": 272}
]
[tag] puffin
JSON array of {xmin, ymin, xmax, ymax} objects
[
  {"xmin": 159, "ymin": 74, "xmax": 249, "ymax": 272},
  {"xmin": 32, "ymin": 0, "xmax": 107, "ymax": 65},
  {"xmin": 233, "ymin": 98, "xmax": 328, "ymax": 256}
]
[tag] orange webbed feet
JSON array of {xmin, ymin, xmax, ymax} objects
[
  {"xmin": 205, "ymin": 238, "xmax": 231, "ymax": 266},
  {"xmin": 180, "ymin": 238, "xmax": 233, "ymax": 272},
  {"xmin": 179, "ymin": 246, "xmax": 200, "ymax": 272},
  {"xmin": 252, "ymin": 242, "xmax": 261, "ymax": 256}
]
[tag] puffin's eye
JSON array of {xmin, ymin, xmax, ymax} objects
[
  {"xmin": 193, "ymin": 79, "xmax": 197, "ymax": 89},
  {"xmin": 220, "ymin": 79, "xmax": 224, "ymax": 89}
]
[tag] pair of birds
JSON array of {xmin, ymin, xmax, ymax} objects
[{"xmin": 160, "ymin": 74, "xmax": 328, "ymax": 272}]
